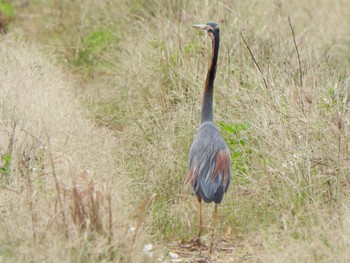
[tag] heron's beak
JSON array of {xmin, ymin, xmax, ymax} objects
[{"xmin": 192, "ymin": 24, "xmax": 207, "ymax": 30}]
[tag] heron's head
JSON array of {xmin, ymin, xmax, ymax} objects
[{"xmin": 192, "ymin": 22, "xmax": 219, "ymax": 37}]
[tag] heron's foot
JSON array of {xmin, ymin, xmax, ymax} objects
[
  {"xmin": 179, "ymin": 238, "xmax": 207, "ymax": 251},
  {"xmin": 195, "ymin": 237, "xmax": 202, "ymax": 246}
]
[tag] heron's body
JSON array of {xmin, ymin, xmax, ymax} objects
[
  {"xmin": 185, "ymin": 22, "xmax": 231, "ymax": 254},
  {"xmin": 187, "ymin": 121, "xmax": 230, "ymax": 203}
]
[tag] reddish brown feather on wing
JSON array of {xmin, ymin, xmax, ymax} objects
[
  {"xmin": 184, "ymin": 166, "xmax": 196, "ymax": 186},
  {"xmin": 211, "ymin": 149, "xmax": 230, "ymax": 185}
]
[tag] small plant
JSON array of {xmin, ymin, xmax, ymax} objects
[
  {"xmin": 0, "ymin": 0, "xmax": 14, "ymax": 19},
  {"xmin": 219, "ymin": 122, "xmax": 253, "ymax": 178},
  {"xmin": 0, "ymin": 0, "xmax": 14, "ymax": 32},
  {"xmin": 75, "ymin": 29, "xmax": 114, "ymax": 66},
  {"xmin": 0, "ymin": 153, "xmax": 11, "ymax": 176}
]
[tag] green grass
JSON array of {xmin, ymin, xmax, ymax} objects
[{"xmin": 1, "ymin": 0, "xmax": 350, "ymax": 261}]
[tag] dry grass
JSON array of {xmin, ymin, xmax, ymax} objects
[
  {"xmin": 0, "ymin": 38, "xmax": 153, "ymax": 262},
  {"xmin": 1, "ymin": 0, "xmax": 350, "ymax": 262}
]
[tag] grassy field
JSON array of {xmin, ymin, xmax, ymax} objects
[{"xmin": 1, "ymin": 0, "xmax": 350, "ymax": 262}]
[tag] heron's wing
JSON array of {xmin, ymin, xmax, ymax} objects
[{"xmin": 185, "ymin": 131, "xmax": 231, "ymax": 202}]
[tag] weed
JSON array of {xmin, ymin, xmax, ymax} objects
[
  {"xmin": 219, "ymin": 122, "xmax": 253, "ymax": 177},
  {"xmin": 75, "ymin": 29, "xmax": 114, "ymax": 66},
  {"xmin": 0, "ymin": 0, "xmax": 14, "ymax": 19},
  {"xmin": 0, "ymin": 153, "xmax": 11, "ymax": 176}
]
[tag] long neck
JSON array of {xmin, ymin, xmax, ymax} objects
[{"xmin": 200, "ymin": 31, "xmax": 219, "ymax": 124}]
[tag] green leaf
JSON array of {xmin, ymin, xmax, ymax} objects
[
  {"xmin": 0, "ymin": 166, "xmax": 9, "ymax": 175},
  {"xmin": 84, "ymin": 29, "xmax": 113, "ymax": 52},
  {"xmin": 3, "ymin": 153, "xmax": 11, "ymax": 167},
  {"xmin": 0, "ymin": 1, "xmax": 15, "ymax": 18},
  {"xmin": 232, "ymin": 149, "xmax": 243, "ymax": 158},
  {"xmin": 328, "ymin": 87, "xmax": 334, "ymax": 97}
]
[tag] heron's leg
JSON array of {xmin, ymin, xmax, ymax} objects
[
  {"xmin": 208, "ymin": 203, "xmax": 218, "ymax": 256},
  {"xmin": 197, "ymin": 195, "xmax": 203, "ymax": 242}
]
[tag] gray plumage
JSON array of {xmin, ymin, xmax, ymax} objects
[{"xmin": 188, "ymin": 122, "xmax": 231, "ymax": 203}]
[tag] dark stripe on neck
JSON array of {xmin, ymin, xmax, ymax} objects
[{"xmin": 201, "ymin": 30, "xmax": 219, "ymax": 124}]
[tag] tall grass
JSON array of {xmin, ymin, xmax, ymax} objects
[
  {"xmin": 2, "ymin": 0, "xmax": 350, "ymax": 261},
  {"xmin": 0, "ymin": 39, "xmax": 153, "ymax": 262}
]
